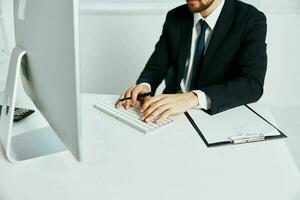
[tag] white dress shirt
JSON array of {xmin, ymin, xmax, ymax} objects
[
  {"xmin": 141, "ymin": 0, "xmax": 225, "ymax": 110},
  {"xmin": 181, "ymin": 0, "xmax": 225, "ymax": 110}
]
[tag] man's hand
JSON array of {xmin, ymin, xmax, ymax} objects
[
  {"xmin": 115, "ymin": 84, "xmax": 151, "ymax": 109},
  {"xmin": 141, "ymin": 92, "xmax": 199, "ymax": 123}
]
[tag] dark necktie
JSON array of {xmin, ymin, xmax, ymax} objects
[{"xmin": 190, "ymin": 19, "xmax": 209, "ymax": 90}]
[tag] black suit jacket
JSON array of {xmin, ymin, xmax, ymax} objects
[{"xmin": 136, "ymin": 0, "xmax": 267, "ymax": 115}]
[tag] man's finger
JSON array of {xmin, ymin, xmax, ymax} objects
[
  {"xmin": 144, "ymin": 104, "xmax": 171, "ymax": 123},
  {"xmin": 131, "ymin": 87, "xmax": 143, "ymax": 107},
  {"xmin": 115, "ymin": 93, "xmax": 125, "ymax": 108},
  {"xmin": 141, "ymin": 95, "xmax": 165, "ymax": 112},
  {"xmin": 156, "ymin": 109, "xmax": 173, "ymax": 124},
  {"xmin": 124, "ymin": 88, "xmax": 133, "ymax": 109},
  {"xmin": 142, "ymin": 99, "xmax": 168, "ymax": 120}
]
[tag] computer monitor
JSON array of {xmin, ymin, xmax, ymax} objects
[{"xmin": 0, "ymin": 0, "xmax": 82, "ymax": 162}]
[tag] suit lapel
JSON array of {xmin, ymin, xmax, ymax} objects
[
  {"xmin": 177, "ymin": 10, "xmax": 193, "ymax": 86},
  {"xmin": 201, "ymin": 0, "xmax": 235, "ymax": 74}
]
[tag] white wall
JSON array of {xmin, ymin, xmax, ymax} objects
[
  {"xmin": 0, "ymin": 0, "xmax": 14, "ymax": 87},
  {"xmin": 79, "ymin": 2, "xmax": 176, "ymax": 95},
  {"xmin": 0, "ymin": 0, "xmax": 300, "ymax": 107},
  {"xmin": 262, "ymin": 13, "xmax": 300, "ymax": 106}
]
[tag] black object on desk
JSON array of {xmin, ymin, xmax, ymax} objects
[{"xmin": 0, "ymin": 105, "xmax": 35, "ymax": 122}]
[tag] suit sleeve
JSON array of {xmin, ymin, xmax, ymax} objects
[
  {"xmin": 200, "ymin": 11, "xmax": 268, "ymax": 115},
  {"xmin": 136, "ymin": 13, "xmax": 171, "ymax": 96}
]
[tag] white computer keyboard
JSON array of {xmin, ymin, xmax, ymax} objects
[{"xmin": 94, "ymin": 98, "xmax": 173, "ymax": 134}]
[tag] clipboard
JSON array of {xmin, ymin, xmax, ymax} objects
[{"xmin": 185, "ymin": 104, "xmax": 287, "ymax": 147}]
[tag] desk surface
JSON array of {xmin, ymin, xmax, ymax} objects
[
  {"xmin": 271, "ymin": 106, "xmax": 300, "ymax": 171},
  {"xmin": 0, "ymin": 94, "xmax": 299, "ymax": 200}
]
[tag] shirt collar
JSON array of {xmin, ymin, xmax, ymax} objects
[{"xmin": 193, "ymin": 0, "xmax": 225, "ymax": 30}]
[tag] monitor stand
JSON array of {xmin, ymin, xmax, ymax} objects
[{"xmin": 0, "ymin": 46, "xmax": 66, "ymax": 163}]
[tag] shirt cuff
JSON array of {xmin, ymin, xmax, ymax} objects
[
  {"xmin": 138, "ymin": 82, "xmax": 152, "ymax": 91},
  {"xmin": 191, "ymin": 90, "xmax": 211, "ymax": 110}
]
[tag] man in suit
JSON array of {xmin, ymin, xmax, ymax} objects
[{"xmin": 115, "ymin": 0, "xmax": 267, "ymax": 124}]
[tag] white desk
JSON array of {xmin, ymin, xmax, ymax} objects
[
  {"xmin": 0, "ymin": 94, "xmax": 299, "ymax": 200},
  {"xmin": 271, "ymin": 106, "xmax": 300, "ymax": 171}
]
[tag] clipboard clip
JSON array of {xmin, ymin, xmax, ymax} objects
[{"xmin": 229, "ymin": 134, "xmax": 265, "ymax": 144}]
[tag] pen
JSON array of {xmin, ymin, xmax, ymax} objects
[{"xmin": 118, "ymin": 92, "xmax": 151, "ymax": 102}]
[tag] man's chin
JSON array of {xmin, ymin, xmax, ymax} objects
[
  {"xmin": 187, "ymin": 1, "xmax": 213, "ymax": 13},
  {"xmin": 187, "ymin": 4, "xmax": 206, "ymax": 13},
  {"xmin": 188, "ymin": 6, "xmax": 200, "ymax": 13}
]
